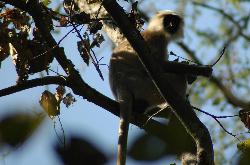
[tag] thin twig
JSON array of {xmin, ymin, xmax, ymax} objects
[
  {"xmin": 71, "ymin": 22, "xmax": 104, "ymax": 80},
  {"xmin": 95, "ymin": 0, "xmax": 104, "ymax": 19},
  {"xmin": 32, "ymin": 25, "xmax": 78, "ymax": 60},
  {"xmin": 192, "ymin": 106, "xmax": 239, "ymax": 118},
  {"xmin": 192, "ymin": 106, "xmax": 240, "ymax": 141},
  {"xmin": 143, "ymin": 105, "xmax": 169, "ymax": 127},
  {"xmin": 211, "ymin": 47, "xmax": 226, "ymax": 66},
  {"xmin": 53, "ymin": 119, "xmax": 64, "ymax": 146},
  {"xmin": 66, "ymin": 0, "xmax": 104, "ymax": 80},
  {"xmin": 58, "ymin": 115, "xmax": 66, "ymax": 148},
  {"xmin": 169, "ymin": 51, "xmax": 198, "ymax": 64}
]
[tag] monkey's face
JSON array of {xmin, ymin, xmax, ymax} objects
[
  {"xmin": 147, "ymin": 10, "xmax": 184, "ymax": 41},
  {"xmin": 163, "ymin": 14, "xmax": 183, "ymax": 38}
]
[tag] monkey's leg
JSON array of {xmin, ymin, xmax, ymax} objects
[{"xmin": 117, "ymin": 87, "xmax": 133, "ymax": 165}]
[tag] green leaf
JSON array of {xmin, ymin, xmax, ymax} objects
[
  {"xmin": 55, "ymin": 136, "xmax": 107, "ymax": 165},
  {"xmin": 237, "ymin": 139, "xmax": 250, "ymax": 152},
  {"xmin": 41, "ymin": 0, "xmax": 51, "ymax": 6},
  {"xmin": 212, "ymin": 97, "xmax": 222, "ymax": 105},
  {"xmin": 129, "ymin": 115, "xmax": 195, "ymax": 161},
  {"xmin": 0, "ymin": 112, "xmax": 44, "ymax": 148},
  {"xmin": 129, "ymin": 134, "xmax": 166, "ymax": 161},
  {"xmin": 236, "ymin": 140, "xmax": 250, "ymax": 165}
]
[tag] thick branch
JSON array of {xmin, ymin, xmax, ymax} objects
[
  {"xmin": 102, "ymin": 0, "xmax": 214, "ymax": 164},
  {"xmin": 0, "ymin": 75, "xmax": 168, "ymax": 145},
  {"xmin": 178, "ymin": 42, "xmax": 250, "ymax": 108}
]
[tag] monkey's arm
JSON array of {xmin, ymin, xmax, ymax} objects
[{"xmin": 161, "ymin": 61, "xmax": 212, "ymax": 77}]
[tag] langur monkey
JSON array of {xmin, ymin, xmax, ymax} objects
[{"xmin": 109, "ymin": 10, "xmax": 186, "ymax": 165}]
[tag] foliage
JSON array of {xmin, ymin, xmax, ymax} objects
[
  {"xmin": 0, "ymin": 111, "xmax": 44, "ymax": 148},
  {"xmin": 55, "ymin": 135, "xmax": 108, "ymax": 165}
]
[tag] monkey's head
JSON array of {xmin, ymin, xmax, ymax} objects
[{"xmin": 148, "ymin": 10, "xmax": 184, "ymax": 41}]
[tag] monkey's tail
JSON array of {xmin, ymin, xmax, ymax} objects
[{"xmin": 117, "ymin": 87, "xmax": 133, "ymax": 165}]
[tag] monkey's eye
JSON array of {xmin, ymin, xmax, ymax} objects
[{"xmin": 163, "ymin": 14, "xmax": 181, "ymax": 34}]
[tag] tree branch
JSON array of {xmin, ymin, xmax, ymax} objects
[
  {"xmin": 1, "ymin": 0, "xmax": 174, "ymax": 145},
  {"xmin": 64, "ymin": 77, "xmax": 175, "ymax": 144},
  {"xmin": 102, "ymin": 0, "xmax": 214, "ymax": 164},
  {"xmin": 0, "ymin": 76, "xmax": 67, "ymax": 97},
  {"xmin": 0, "ymin": 75, "xmax": 170, "ymax": 146}
]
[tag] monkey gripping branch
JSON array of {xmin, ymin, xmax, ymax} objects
[{"xmin": 102, "ymin": 0, "xmax": 214, "ymax": 164}]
